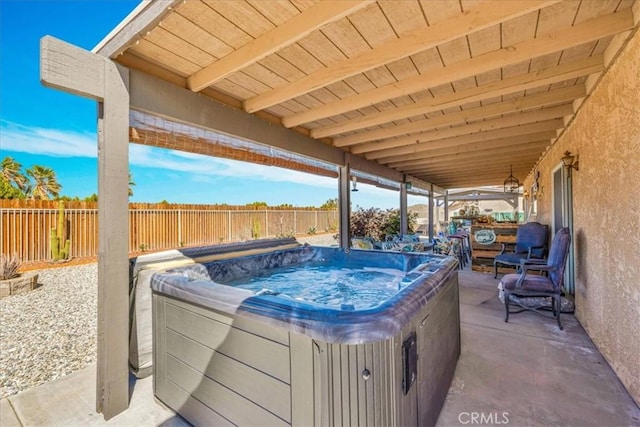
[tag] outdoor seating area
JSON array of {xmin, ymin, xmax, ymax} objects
[
  {"xmin": 3, "ymin": 264, "xmax": 639, "ymax": 426},
  {"xmin": 494, "ymin": 221, "xmax": 549, "ymax": 278},
  {"xmin": 499, "ymin": 227, "xmax": 572, "ymax": 330},
  {"xmin": 24, "ymin": 0, "xmax": 640, "ymax": 421}
]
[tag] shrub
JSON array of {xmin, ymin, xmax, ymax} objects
[
  {"xmin": 348, "ymin": 207, "xmax": 419, "ymax": 241},
  {"xmin": 0, "ymin": 253, "xmax": 22, "ymax": 280}
]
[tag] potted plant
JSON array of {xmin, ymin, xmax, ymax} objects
[{"xmin": 0, "ymin": 253, "xmax": 39, "ymax": 298}]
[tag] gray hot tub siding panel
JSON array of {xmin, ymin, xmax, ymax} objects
[{"xmin": 153, "ymin": 270, "xmax": 460, "ymax": 426}]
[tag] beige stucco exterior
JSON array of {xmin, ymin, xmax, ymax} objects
[{"xmin": 523, "ymin": 29, "xmax": 640, "ymax": 404}]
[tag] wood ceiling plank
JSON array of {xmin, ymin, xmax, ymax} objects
[
  {"xmin": 380, "ymin": 132, "xmax": 555, "ymax": 164},
  {"xmin": 367, "ymin": 119, "xmax": 562, "ymax": 160},
  {"xmin": 258, "ymin": 54, "xmax": 306, "ymax": 83},
  {"xmin": 223, "ymin": 71, "xmax": 270, "ymax": 96},
  {"xmin": 277, "ymin": 43, "xmax": 324, "ymax": 75},
  {"xmin": 346, "ymin": 1, "xmax": 397, "ymax": 48},
  {"xmin": 161, "ymin": 11, "xmax": 232, "ymax": 59},
  {"xmin": 241, "ymin": 62, "xmax": 289, "ymax": 90},
  {"xmin": 130, "ymin": 39, "xmax": 200, "ymax": 75},
  {"xmin": 384, "ymin": 57, "xmax": 420, "ymax": 85},
  {"xmin": 204, "ymin": 0, "xmax": 276, "ymax": 38},
  {"xmin": 417, "ymin": 169, "xmax": 534, "ymax": 182},
  {"xmin": 320, "ymin": 12, "xmax": 371, "ymax": 58},
  {"xmin": 422, "ymin": 167, "xmax": 534, "ymax": 179},
  {"xmin": 378, "ymin": 0, "xmax": 427, "ymax": 37},
  {"xmin": 145, "ymin": 26, "xmax": 215, "ymax": 67},
  {"xmin": 437, "ymin": 36, "xmax": 472, "ymax": 67},
  {"xmin": 187, "ymin": 1, "xmax": 370, "ymax": 91},
  {"xmin": 246, "ymin": 0, "xmax": 302, "ymax": 25},
  {"xmin": 179, "ymin": 1, "xmax": 252, "ymax": 49},
  {"xmin": 325, "ymin": 56, "xmax": 598, "ymax": 140},
  {"xmin": 351, "ymin": 104, "xmax": 572, "ymax": 154},
  {"xmin": 420, "ymin": 0, "xmax": 462, "ymax": 24},
  {"xmin": 214, "ymin": 79, "xmax": 260, "ymax": 100},
  {"xmin": 400, "ymin": 143, "xmax": 545, "ymax": 165},
  {"xmin": 536, "ymin": 1, "xmax": 580, "ymax": 36},
  {"xmin": 410, "ymin": 47, "xmax": 444, "ymax": 74},
  {"xmin": 500, "ymin": 9, "xmax": 538, "ymax": 46},
  {"xmin": 244, "ymin": 0, "xmax": 557, "ymax": 113},
  {"xmin": 409, "ymin": 162, "xmax": 536, "ymax": 177},
  {"xmin": 286, "ymin": 8, "xmax": 630, "ymax": 129},
  {"xmin": 574, "ymin": 0, "xmax": 622, "ymax": 24},
  {"xmin": 333, "ymin": 84, "xmax": 584, "ymax": 147},
  {"xmin": 297, "ymin": 30, "xmax": 347, "ymax": 66},
  {"xmin": 467, "ymin": 24, "xmax": 501, "ymax": 57},
  {"xmin": 399, "ymin": 148, "xmax": 544, "ymax": 172}
]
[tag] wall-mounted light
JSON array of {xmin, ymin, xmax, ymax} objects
[
  {"xmin": 561, "ymin": 151, "xmax": 579, "ymax": 171},
  {"xmin": 523, "ymin": 189, "xmax": 530, "ymax": 200},
  {"xmin": 351, "ymin": 176, "xmax": 359, "ymax": 192}
]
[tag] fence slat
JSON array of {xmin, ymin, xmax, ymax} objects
[{"xmin": 1, "ymin": 200, "xmax": 337, "ymax": 263}]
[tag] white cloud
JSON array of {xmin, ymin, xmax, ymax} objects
[
  {"xmin": 128, "ymin": 144, "xmax": 339, "ymax": 188},
  {"xmin": 0, "ymin": 121, "xmax": 97, "ymax": 157}
]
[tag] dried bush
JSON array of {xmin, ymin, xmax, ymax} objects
[{"xmin": 0, "ymin": 253, "xmax": 22, "ymax": 280}]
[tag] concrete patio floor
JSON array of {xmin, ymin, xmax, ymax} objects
[{"xmin": 2, "ymin": 268, "xmax": 638, "ymax": 426}]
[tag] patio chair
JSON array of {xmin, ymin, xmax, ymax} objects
[
  {"xmin": 498, "ymin": 227, "xmax": 571, "ymax": 330},
  {"xmin": 494, "ymin": 222, "xmax": 548, "ymax": 278}
]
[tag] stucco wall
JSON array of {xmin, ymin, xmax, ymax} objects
[{"xmin": 523, "ymin": 29, "xmax": 640, "ymax": 404}]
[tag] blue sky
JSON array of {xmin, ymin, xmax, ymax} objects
[{"xmin": 0, "ymin": 0, "xmax": 417, "ymax": 208}]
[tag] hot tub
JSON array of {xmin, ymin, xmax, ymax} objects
[{"xmin": 151, "ymin": 243, "xmax": 459, "ymax": 426}]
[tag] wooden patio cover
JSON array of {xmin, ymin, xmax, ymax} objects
[{"xmin": 95, "ymin": 0, "xmax": 637, "ymax": 189}]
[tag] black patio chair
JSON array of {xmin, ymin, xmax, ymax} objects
[
  {"xmin": 499, "ymin": 227, "xmax": 571, "ymax": 330},
  {"xmin": 494, "ymin": 222, "xmax": 548, "ymax": 278}
]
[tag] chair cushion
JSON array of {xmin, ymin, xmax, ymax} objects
[
  {"xmin": 500, "ymin": 274, "xmax": 556, "ymax": 293},
  {"xmin": 494, "ymin": 253, "xmax": 527, "ymax": 266}
]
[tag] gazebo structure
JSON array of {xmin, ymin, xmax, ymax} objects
[{"xmin": 39, "ymin": 0, "xmax": 639, "ymax": 419}]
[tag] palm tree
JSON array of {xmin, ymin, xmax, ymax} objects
[
  {"xmin": 26, "ymin": 165, "xmax": 61, "ymax": 200},
  {"xmin": 128, "ymin": 171, "xmax": 135, "ymax": 198},
  {"xmin": 1, "ymin": 156, "xmax": 29, "ymax": 192}
]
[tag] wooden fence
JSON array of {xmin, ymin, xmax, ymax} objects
[{"xmin": 0, "ymin": 200, "xmax": 338, "ymax": 263}]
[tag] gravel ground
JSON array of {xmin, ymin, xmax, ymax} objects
[
  {"xmin": 0, "ymin": 263, "xmax": 98, "ymax": 398},
  {"xmin": 0, "ymin": 234, "xmax": 337, "ymax": 398}
]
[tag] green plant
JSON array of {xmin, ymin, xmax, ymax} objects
[
  {"xmin": 139, "ymin": 243, "xmax": 148, "ymax": 252},
  {"xmin": 307, "ymin": 226, "xmax": 317, "ymax": 235},
  {"xmin": 250, "ymin": 216, "xmax": 261, "ymax": 239},
  {"xmin": 178, "ymin": 240, "xmax": 185, "ymax": 247},
  {"xmin": 50, "ymin": 201, "xmax": 71, "ymax": 261},
  {"xmin": 0, "ymin": 253, "xmax": 22, "ymax": 280}
]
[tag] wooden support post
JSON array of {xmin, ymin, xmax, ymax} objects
[
  {"xmin": 41, "ymin": 36, "xmax": 130, "ymax": 419},
  {"xmin": 400, "ymin": 181, "xmax": 408, "ymax": 235},
  {"xmin": 338, "ymin": 164, "xmax": 351, "ymax": 250},
  {"xmin": 429, "ymin": 185, "xmax": 435, "ymax": 242}
]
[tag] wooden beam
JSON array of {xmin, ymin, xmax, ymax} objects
[
  {"xmin": 285, "ymin": 9, "xmax": 633, "ymax": 130},
  {"xmin": 352, "ymin": 104, "xmax": 572, "ymax": 155},
  {"xmin": 333, "ymin": 85, "xmax": 581, "ymax": 149},
  {"xmin": 328, "ymin": 55, "xmax": 602, "ymax": 142},
  {"xmin": 41, "ymin": 36, "xmax": 130, "ymax": 419},
  {"xmin": 187, "ymin": 1, "xmax": 372, "ymax": 92},
  {"xmin": 245, "ymin": 0, "xmax": 558, "ymax": 113},
  {"xmin": 368, "ymin": 119, "xmax": 562, "ymax": 160},
  {"xmin": 93, "ymin": 0, "xmax": 181, "ymax": 58},
  {"xmin": 381, "ymin": 132, "xmax": 554, "ymax": 165}
]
